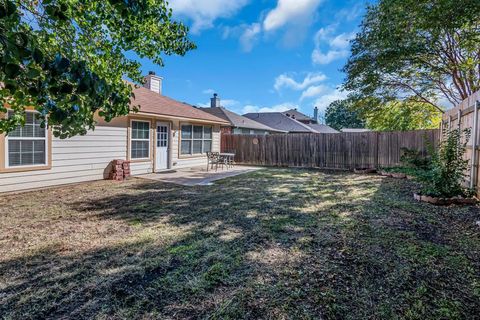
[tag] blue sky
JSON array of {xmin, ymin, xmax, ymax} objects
[{"xmin": 132, "ymin": 0, "xmax": 369, "ymax": 121}]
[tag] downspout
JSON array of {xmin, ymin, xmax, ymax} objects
[{"xmin": 470, "ymin": 101, "xmax": 479, "ymax": 190}]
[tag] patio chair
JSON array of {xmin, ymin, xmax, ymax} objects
[
  {"xmin": 206, "ymin": 152, "xmax": 221, "ymax": 172},
  {"xmin": 222, "ymin": 150, "xmax": 236, "ymax": 168}
]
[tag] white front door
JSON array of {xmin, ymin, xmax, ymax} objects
[{"xmin": 156, "ymin": 122, "xmax": 169, "ymax": 171}]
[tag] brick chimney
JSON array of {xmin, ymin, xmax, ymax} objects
[
  {"xmin": 210, "ymin": 93, "xmax": 221, "ymax": 108},
  {"xmin": 144, "ymin": 71, "xmax": 163, "ymax": 95}
]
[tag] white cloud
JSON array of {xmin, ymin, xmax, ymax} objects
[
  {"xmin": 169, "ymin": 0, "xmax": 249, "ymax": 33},
  {"xmin": 313, "ymin": 87, "xmax": 349, "ymax": 112},
  {"xmin": 312, "ymin": 49, "xmax": 349, "ymax": 65},
  {"xmin": 329, "ymin": 32, "xmax": 356, "ymax": 49},
  {"xmin": 274, "ymin": 72, "xmax": 327, "ymax": 91},
  {"xmin": 263, "ymin": 0, "xmax": 324, "ymax": 32},
  {"xmin": 202, "ymin": 89, "xmax": 215, "ymax": 95},
  {"xmin": 335, "ymin": 3, "xmax": 364, "ymax": 22},
  {"xmin": 300, "ymin": 84, "xmax": 328, "ymax": 101},
  {"xmin": 222, "ymin": 99, "xmax": 241, "ymax": 108},
  {"xmin": 239, "ymin": 23, "xmax": 262, "ymax": 52},
  {"xmin": 242, "ymin": 103, "xmax": 296, "ymax": 114},
  {"xmin": 313, "ymin": 25, "xmax": 336, "ymax": 44},
  {"xmin": 223, "ymin": 0, "xmax": 323, "ymax": 51},
  {"xmin": 197, "ymin": 98, "xmax": 240, "ymax": 109},
  {"xmin": 311, "ymin": 27, "xmax": 356, "ymax": 65}
]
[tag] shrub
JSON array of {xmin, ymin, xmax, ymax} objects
[
  {"xmin": 400, "ymin": 147, "xmax": 431, "ymax": 169},
  {"xmin": 418, "ymin": 128, "xmax": 473, "ymax": 198}
]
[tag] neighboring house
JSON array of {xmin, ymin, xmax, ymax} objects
[
  {"xmin": 282, "ymin": 108, "xmax": 318, "ymax": 124},
  {"xmin": 341, "ymin": 128, "xmax": 371, "ymax": 133},
  {"xmin": 244, "ymin": 112, "xmax": 338, "ymax": 134},
  {"xmin": 0, "ymin": 72, "xmax": 229, "ymax": 193},
  {"xmin": 200, "ymin": 94, "xmax": 285, "ymax": 135},
  {"xmin": 244, "ymin": 112, "xmax": 318, "ymax": 133}
]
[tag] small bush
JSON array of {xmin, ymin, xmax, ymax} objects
[
  {"xmin": 400, "ymin": 147, "xmax": 431, "ymax": 169},
  {"xmin": 418, "ymin": 128, "xmax": 473, "ymax": 198}
]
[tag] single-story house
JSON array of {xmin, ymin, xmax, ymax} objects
[
  {"xmin": 243, "ymin": 112, "xmax": 338, "ymax": 134},
  {"xmin": 200, "ymin": 94, "xmax": 285, "ymax": 135},
  {"xmin": 0, "ymin": 73, "xmax": 229, "ymax": 193}
]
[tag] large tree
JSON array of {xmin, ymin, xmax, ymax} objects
[
  {"xmin": 325, "ymin": 99, "xmax": 365, "ymax": 131},
  {"xmin": 0, "ymin": 0, "xmax": 195, "ymax": 138},
  {"xmin": 343, "ymin": 0, "xmax": 480, "ymax": 111},
  {"xmin": 363, "ymin": 100, "xmax": 442, "ymax": 131}
]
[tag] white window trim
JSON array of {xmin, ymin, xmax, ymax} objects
[
  {"xmin": 130, "ymin": 119, "xmax": 151, "ymax": 160},
  {"xmin": 5, "ymin": 111, "xmax": 49, "ymax": 169},
  {"xmin": 180, "ymin": 124, "xmax": 213, "ymax": 155}
]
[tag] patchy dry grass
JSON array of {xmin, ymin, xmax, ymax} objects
[{"xmin": 1, "ymin": 168, "xmax": 479, "ymax": 319}]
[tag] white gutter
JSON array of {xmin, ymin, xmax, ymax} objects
[{"xmin": 133, "ymin": 111, "xmax": 230, "ymax": 125}]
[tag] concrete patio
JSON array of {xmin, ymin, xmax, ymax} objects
[{"xmin": 139, "ymin": 165, "xmax": 262, "ymax": 186}]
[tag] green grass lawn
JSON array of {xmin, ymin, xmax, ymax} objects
[{"xmin": 1, "ymin": 168, "xmax": 479, "ymax": 319}]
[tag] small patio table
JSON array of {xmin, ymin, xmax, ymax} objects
[{"xmin": 219, "ymin": 152, "xmax": 235, "ymax": 168}]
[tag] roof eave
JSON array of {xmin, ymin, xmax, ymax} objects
[{"xmin": 133, "ymin": 111, "xmax": 230, "ymax": 125}]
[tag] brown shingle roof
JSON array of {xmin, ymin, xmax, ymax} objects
[
  {"xmin": 282, "ymin": 109, "xmax": 313, "ymax": 122},
  {"xmin": 130, "ymin": 86, "xmax": 229, "ymax": 124},
  {"xmin": 243, "ymin": 112, "xmax": 318, "ymax": 133}
]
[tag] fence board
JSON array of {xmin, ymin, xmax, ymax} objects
[
  {"xmin": 221, "ymin": 130, "xmax": 439, "ymax": 170},
  {"xmin": 442, "ymin": 90, "xmax": 480, "ymax": 196}
]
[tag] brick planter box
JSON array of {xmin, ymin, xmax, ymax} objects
[
  {"xmin": 354, "ymin": 168, "xmax": 377, "ymax": 174},
  {"xmin": 414, "ymin": 193, "xmax": 478, "ymax": 205}
]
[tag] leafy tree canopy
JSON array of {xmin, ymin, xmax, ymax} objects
[
  {"xmin": 363, "ymin": 100, "xmax": 442, "ymax": 131},
  {"xmin": 325, "ymin": 99, "xmax": 365, "ymax": 131},
  {"xmin": 0, "ymin": 0, "xmax": 195, "ymax": 138},
  {"xmin": 343, "ymin": 0, "xmax": 480, "ymax": 111}
]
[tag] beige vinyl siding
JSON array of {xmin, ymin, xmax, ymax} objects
[
  {"xmin": 0, "ymin": 119, "xmax": 128, "ymax": 193},
  {"xmin": 0, "ymin": 115, "xmax": 223, "ymax": 193},
  {"xmin": 130, "ymin": 161, "xmax": 153, "ymax": 175}
]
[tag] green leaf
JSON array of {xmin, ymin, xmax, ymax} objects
[
  {"xmin": 32, "ymin": 48, "xmax": 44, "ymax": 64},
  {"xmin": 4, "ymin": 63, "xmax": 20, "ymax": 78}
]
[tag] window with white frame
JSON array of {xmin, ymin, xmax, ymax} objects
[
  {"xmin": 130, "ymin": 120, "xmax": 150, "ymax": 159},
  {"xmin": 180, "ymin": 124, "xmax": 212, "ymax": 155},
  {"xmin": 6, "ymin": 111, "xmax": 47, "ymax": 167}
]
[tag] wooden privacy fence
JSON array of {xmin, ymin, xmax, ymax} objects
[
  {"xmin": 442, "ymin": 90, "xmax": 480, "ymax": 195},
  {"xmin": 221, "ymin": 130, "xmax": 439, "ymax": 170}
]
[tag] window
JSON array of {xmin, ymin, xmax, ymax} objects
[
  {"xmin": 180, "ymin": 124, "xmax": 213, "ymax": 155},
  {"xmin": 6, "ymin": 111, "xmax": 47, "ymax": 167},
  {"xmin": 131, "ymin": 120, "xmax": 150, "ymax": 159},
  {"xmin": 157, "ymin": 125, "xmax": 168, "ymax": 148}
]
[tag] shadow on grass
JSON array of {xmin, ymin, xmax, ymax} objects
[{"xmin": 1, "ymin": 168, "xmax": 479, "ymax": 319}]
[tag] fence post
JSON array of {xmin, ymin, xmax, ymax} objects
[
  {"xmin": 457, "ymin": 109, "xmax": 462, "ymax": 131},
  {"xmin": 471, "ymin": 101, "xmax": 479, "ymax": 190}
]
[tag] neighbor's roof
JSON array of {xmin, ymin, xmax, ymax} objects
[
  {"xmin": 200, "ymin": 107, "xmax": 286, "ymax": 132},
  {"xmin": 341, "ymin": 128, "xmax": 371, "ymax": 133},
  {"xmin": 282, "ymin": 109, "xmax": 313, "ymax": 122},
  {"xmin": 306, "ymin": 123, "xmax": 339, "ymax": 133},
  {"xmin": 130, "ymin": 85, "xmax": 229, "ymax": 124},
  {"xmin": 243, "ymin": 112, "xmax": 318, "ymax": 133}
]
